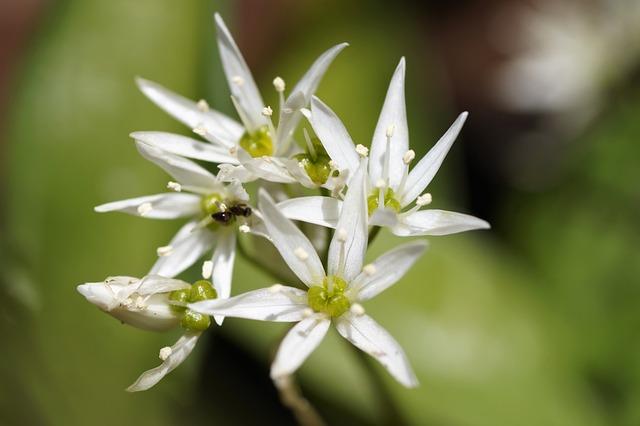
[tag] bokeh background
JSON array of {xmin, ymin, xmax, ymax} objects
[{"xmin": 1, "ymin": 0, "xmax": 639, "ymax": 425}]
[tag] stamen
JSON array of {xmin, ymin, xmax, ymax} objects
[
  {"xmin": 269, "ymin": 284, "xmax": 283, "ymax": 293},
  {"xmin": 386, "ymin": 124, "xmax": 395, "ymax": 138},
  {"xmin": 193, "ymin": 126, "xmax": 207, "ymax": 137},
  {"xmin": 375, "ymin": 179, "xmax": 386, "ymax": 189},
  {"xmin": 197, "ymin": 99, "xmax": 210, "ymax": 112},
  {"xmin": 230, "ymin": 95, "xmax": 253, "ymax": 132},
  {"xmin": 167, "ymin": 181, "xmax": 182, "ymax": 192},
  {"xmin": 416, "ymin": 193, "xmax": 432, "ymax": 206},
  {"xmin": 403, "ymin": 149, "xmax": 415, "ymax": 165},
  {"xmin": 137, "ymin": 202, "xmax": 153, "ymax": 216},
  {"xmin": 156, "ymin": 245, "xmax": 173, "ymax": 257},
  {"xmin": 336, "ymin": 228, "xmax": 348, "ymax": 242},
  {"xmin": 229, "ymin": 146, "xmax": 238, "ymax": 156},
  {"xmin": 273, "ymin": 77, "xmax": 286, "ymax": 92},
  {"xmin": 382, "ymin": 123, "xmax": 394, "ymax": 184},
  {"xmin": 302, "ymin": 308, "xmax": 314, "ymax": 318},
  {"xmin": 262, "ymin": 106, "xmax": 273, "ymax": 117},
  {"xmin": 363, "ymin": 264, "xmax": 376, "ymax": 276},
  {"xmin": 232, "ymin": 75, "xmax": 245, "ymax": 86},
  {"xmin": 294, "ymin": 247, "xmax": 309, "ymax": 261},
  {"xmin": 159, "ymin": 346, "xmax": 172, "ymax": 361},
  {"xmin": 238, "ymin": 224, "xmax": 250, "ymax": 233},
  {"xmin": 350, "ymin": 303, "xmax": 365, "ymax": 316},
  {"xmin": 355, "ymin": 144, "xmax": 369, "ymax": 157},
  {"xmin": 303, "ymin": 128, "xmax": 317, "ymax": 161},
  {"xmin": 202, "ymin": 260, "xmax": 213, "ymax": 280},
  {"xmin": 134, "ymin": 296, "xmax": 146, "ymax": 310}
]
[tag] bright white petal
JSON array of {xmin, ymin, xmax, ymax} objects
[
  {"xmin": 150, "ymin": 221, "xmax": 215, "ymax": 278},
  {"xmin": 127, "ymin": 333, "xmax": 200, "ymax": 392},
  {"xmin": 258, "ymin": 189, "xmax": 325, "ymax": 286},
  {"xmin": 135, "ymin": 77, "xmax": 242, "ymax": 146},
  {"xmin": 309, "ymin": 96, "xmax": 360, "ymax": 176},
  {"xmin": 189, "ymin": 286, "xmax": 308, "ymax": 322},
  {"xmin": 336, "ymin": 313, "xmax": 418, "ymax": 388},
  {"xmin": 217, "ymin": 163, "xmax": 256, "ymax": 183},
  {"xmin": 350, "ymin": 241, "xmax": 427, "ymax": 301},
  {"xmin": 94, "ymin": 193, "xmax": 201, "ymax": 219},
  {"xmin": 275, "ymin": 91, "xmax": 306, "ymax": 154},
  {"xmin": 401, "ymin": 112, "xmax": 468, "ymax": 206},
  {"xmin": 369, "ymin": 58, "xmax": 408, "ymax": 189},
  {"xmin": 392, "ymin": 209, "xmax": 490, "ymax": 236},
  {"xmin": 136, "ymin": 141, "xmax": 220, "ymax": 191},
  {"xmin": 210, "ymin": 230, "xmax": 236, "ymax": 325},
  {"xmin": 328, "ymin": 160, "xmax": 368, "ymax": 281},
  {"xmin": 136, "ymin": 275, "xmax": 191, "ymax": 295},
  {"xmin": 131, "ymin": 131, "xmax": 238, "ymax": 164},
  {"xmin": 214, "ymin": 13, "xmax": 265, "ymax": 132},
  {"xmin": 271, "ymin": 314, "xmax": 330, "ymax": 379},
  {"xmin": 369, "ymin": 207, "xmax": 399, "ymax": 228},
  {"xmin": 277, "ymin": 196, "xmax": 341, "ymax": 228},
  {"xmin": 237, "ymin": 150, "xmax": 297, "ymax": 184}
]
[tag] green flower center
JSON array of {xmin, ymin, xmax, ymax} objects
[
  {"xmin": 307, "ymin": 275, "xmax": 350, "ymax": 317},
  {"xmin": 169, "ymin": 280, "xmax": 218, "ymax": 332},
  {"xmin": 239, "ymin": 125, "xmax": 273, "ymax": 157},
  {"xmin": 367, "ymin": 187, "xmax": 401, "ymax": 216},
  {"xmin": 201, "ymin": 193, "xmax": 223, "ymax": 216},
  {"xmin": 294, "ymin": 137, "xmax": 333, "ymax": 185}
]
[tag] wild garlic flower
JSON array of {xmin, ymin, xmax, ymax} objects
[
  {"xmin": 279, "ymin": 58, "xmax": 490, "ymax": 237},
  {"xmin": 95, "ymin": 141, "xmax": 254, "ymax": 317},
  {"xmin": 135, "ymin": 13, "xmax": 347, "ymax": 186},
  {"xmin": 77, "ymin": 271, "xmax": 218, "ymax": 391},
  {"xmin": 190, "ymin": 161, "xmax": 426, "ymax": 387}
]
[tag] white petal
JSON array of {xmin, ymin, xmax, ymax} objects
[
  {"xmin": 135, "ymin": 77, "xmax": 242, "ymax": 146},
  {"xmin": 217, "ymin": 163, "xmax": 256, "ymax": 183},
  {"xmin": 189, "ymin": 286, "xmax": 308, "ymax": 322},
  {"xmin": 136, "ymin": 275, "xmax": 191, "ymax": 295},
  {"xmin": 131, "ymin": 131, "xmax": 238, "ymax": 164},
  {"xmin": 127, "ymin": 333, "xmax": 200, "ymax": 392},
  {"xmin": 94, "ymin": 193, "xmax": 201, "ymax": 219},
  {"xmin": 335, "ymin": 313, "xmax": 418, "ymax": 388},
  {"xmin": 237, "ymin": 150, "xmax": 297, "ymax": 184},
  {"xmin": 369, "ymin": 58, "xmax": 408, "ymax": 189},
  {"xmin": 150, "ymin": 221, "xmax": 215, "ymax": 278},
  {"xmin": 369, "ymin": 207, "xmax": 399, "ymax": 228},
  {"xmin": 271, "ymin": 314, "xmax": 330, "ymax": 379},
  {"xmin": 210, "ymin": 230, "xmax": 236, "ymax": 325},
  {"xmin": 350, "ymin": 241, "xmax": 427, "ymax": 301},
  {"xmin": 258, "ymin": 189, "xmax": 325, "ymax": 286},
  {"xmin": 274, "ymin": 91, "xmax": 306, "ymax": 154},
  {"xmin": 392, "ymin": 209, "xmax": 490, "ymax": 236},
  {"xmin": 136, "ymin": 141, "xmax": 220, "ymax": 191},
  {"xmin": 277, "ymin": 196, "xmax": 341, "ymax": 228},
  {"xmin": 401, "ymin": 112, "xmax": 468, "ymax": 206},
  {"xmin": 328, "ymin": 160, "xmax": 368, "ymax": 281},
  {"xmin": 214, "ymin": 13, "xmax": 265, "ymax": 132},
  {"xmin": 309, "ymin": 96, "xmax": 360, "ymax": 176}
]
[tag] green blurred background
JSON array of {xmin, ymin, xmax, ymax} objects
[{"xmin": 1, "ymin": 0, "xmax": 639, "ymax": 425}]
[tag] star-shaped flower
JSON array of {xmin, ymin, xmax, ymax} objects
[
  {"xmin": 77, "ymin": 270, "xmax": 218, "ymax": 391},
  {"xmin": 279, "ymin": 58, "xmax": 490, "ymax": 237},
  {"xmin": 189, "ymin": 161, "xmax": 426, "ymax": 386},
  {"xmin": 134, "ymin": 13, "xmax": 347, "ymax": 186}
]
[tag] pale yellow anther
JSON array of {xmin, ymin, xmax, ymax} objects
[
  {"xmin": 363, "ymin": 264, "xmax": 377, "ymax": 276},
  {"xmin": 159, "ymin": 346, "xmax": 172, "ymax": 361},
  {"xmin": 137, "ymin": 202, "xmax": 153, "ymax": 216},
  {"xmin": 328, "ymin": 160, "xmax": 337, "ymax": 169},
  {"xmin": 262, "ymin": 106, "xmax": 273, "ymax": 117},
  {"xmin": 355, "ymin": 144, "xmax": 369, "ymax": 157},
  {"xmin": 350, "ymin": 303, "xmax": 365, "ymax": 316},
  {"xmin": 386, "ymin": 124, "xmax": 395, "ymax": 138},
  {"xmin": 239, "ymin": 224, "xmax": 251, "ymax": 233},
  {"xmin": 294, "ymin": 247, "xmax": 309, "ymax": 261},
  {"xmin": 269, "ymin": 284, "xmax": 283, "ymax": 293},
  {"xmin": 232, "ymin": 75, "xmax": 245, "ymax": 86},
  {"xmin": 134, "ymin": 296, "xmax": 146, "ymax": 310},
  {"xmin": 156, "ymin": 245, "xmax": 173, "ymax": 257},
  {"xmin": 375, "ymin": 178, "xmax": 386, "ymax": 189},
  {"xmin": 197, "ymin": 99, "xmax": 210, "ymax": 112},
  {"xmin": 202, "ymin": 260, "xmax": 213, "ymax": 280},
  {"xmin": 167, "ymin": 181, "xmax": 182, "ymax": 192},
  {"xmin": 302, "ymin": 308, "xmax": 314, "ymax": 318},
  {"xmin": 229, "ymin": 146, "xmax": 238, "ymax": 155},
  {"xmin": 336, "ymin": 228, "xmax": 348, "ymax": 242},
  {"xmin": 193, "ymin": 126, "xmax": 207, "ymax": 137},
  {"xmin": 403, "ymin": 149, "xmax": 415, "ymax": 165},
  {"xmin": 416, "ymin": 193, "xmax": 432, "ymax": 206},
  {"xmin": 273, "ymin": 76, "xmax": 286, "ymax": 92}
]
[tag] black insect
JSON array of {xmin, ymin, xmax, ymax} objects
[
  {"xmin": 211, "ymin": 203, "xmax": 252, "ymax": 225},
  {"xmin": 229, "ymin": 204, "xmax": 252, "ymax": 217}
]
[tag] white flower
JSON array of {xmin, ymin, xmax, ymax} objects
[
  {"xmin": 77, "ymin": 273, "xmax": 218, "ymax": 391},
  {"xmin": 278, "ymin": 58, "xmax": 490, "ymax": 237},
  {"xmin": 95, "ymin": 141, "xmax": 252, "ymax": 323},
  {"xmin": 134, "ymin": 13, "xmax": 347, "ymax": 185},
  {"xmin": 189, "ymin": 161, "xmax": 426, "ymax": 387}
]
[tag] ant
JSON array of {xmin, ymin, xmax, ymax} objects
[{"xmin": 211, "ymin": 203, "xmax": 252, "ymax": 225}]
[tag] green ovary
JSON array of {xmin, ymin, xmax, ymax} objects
[
  {"xmin": 169, "ymin": 280, "xmax": 218, "ymax": 332},
  {"xmin": 307, "ymin": 275, "xmax": 350, "ymax": 317},
  {"xmin": 295, "ymin": 153, "xmax": 332, "ymax": 185},
  {"xmin": 239, "ymin": 125, "xmax": 273, "ymax": 157},
  {"xmin": 201, "ymin": 193, "xmax": 223, "ymax": 216},
  {"xmin": 367, "ymin": 187, "xmax": 401, "ymax": 215}
]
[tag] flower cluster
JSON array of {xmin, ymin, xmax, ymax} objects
[{"xmin": 78, "ymin": 13, "xmax": 489, "ymax": 392}]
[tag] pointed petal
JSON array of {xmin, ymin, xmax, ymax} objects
[
  {"xmin": 217, "ymin": 163, "xmax": 256, "ymax": 183},
  {"xmin": 369, "ymin": 58, "xmax": 408, "ymax": 189},
  {"xmin": 392, "ymin": 209, "xmax": 490, "ymax": 236},
  {"xmin": 258, "ymin": 189, "xmax": 325, "ymax": 286},
  {"xmin": 150, "ymin": 221, "xmax": 215, "ymax": 278},
  {"xmin": 135, "ymin": 141, "xmax": 220, "ymax": 191},
  {"xmin": 214, "ymin": 13, "xmax": 265, "ymax": 132},
  {"xmin": 401, "ymin": 112, "xmax": 468, "ymax": 206},
  {"xmin": 131, "ymin": 131, "xmax": 238, "ymax": 164},
  {"xmin": 136, "ymin": 275, "xmax": 191, "ymax": 295},
  {"xmin": 189, "ymin": 286, "xmax": 308, "ymax": 322},
  {"xmin": 309, "ymin": 96, "xmax": 360, "ymax": 176},
  {"xmin": 271, "ymin": 314, "xmax": 330, "ymax": 379},
  {"xmin": 210, "ymin": 230, "xmax": 236, "ymax": 325},
  {"xmin": 336, "ymin": 313, "xmax": 418, "ymax": 388},
  {"xmin": 350, "ymin": 241, "xmax": 427, "ymax": 301},
  {"xmin": 127, "ymin": 333, "xmax": 200, "ymax": 392},
  {"xmin": 94, "ymin": 193, "xmax": 201, "ymax": 219},
  {"xmin": 369, "ymin": 207, "xmax": 399, "ymax": 228},
  {"xmin": 237, "ymin": 150, "xmax": 297, "ymax": 184},
  {"xmin": 135, "ymin": 77, "xmax": 242, "ymax": 146},
  {"xmin": 277, "ymin": 196, "xmax": 341, "ymax": 228},
  {"xmin": 274, "ymin": 91, "xmax": 306, "ymax": 155},
  {"xmin": 328, "ymin": 160, "xmax": 368, "ymax": 281}
]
